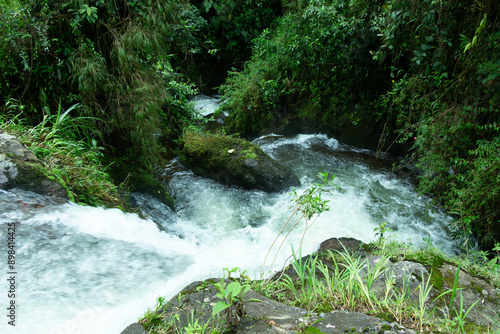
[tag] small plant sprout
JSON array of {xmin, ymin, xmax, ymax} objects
[
  {"xmin": 453, "ymin": 292, "xmax": 480, "ymax": 333},
  {"xmin": 211, "ymin": 269, "xmax": 261, "ymax": 327},
  {"xmin": 416, "ymin": 271, "xmax": 434, "ymax": 332},
  {"xmin": 141, "ymin": 296, "xmax": 167, "ymax": 328},
  {"xmin": 262, "ymin": 172, "xmax": 339, "ymax": 275},
  {"xmin": 374, "ymin": 222, "xmax": 392, "ymax": 244},
  {"xmin": 184, "ymin": 309, "xmax": 210, "ymax": 334}
]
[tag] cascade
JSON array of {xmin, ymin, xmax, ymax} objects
[{"xmin": 0, "ymin": 99, "xmax": 456, "ymax": 333}]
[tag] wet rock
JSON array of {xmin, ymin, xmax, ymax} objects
[
  {"xmin": 120, "ymin": 323, "xmax": 146, "ymax": 334},
  {"xmin": 178, "ymin": 132, "xmax": 300, "ymax": 193},
  {"xmin": 0, "ymin": 133, "xmax": 67, "ymax": 198},
  {"xmin": 126, "ymin": 280, "xmax": 417, "ymax": 334},
  {"xmin": 312, "ymin": 311, "xmax": 415, "ymax": 334},
  {"xmin": 318, "ymin": 237, "xmax": 365, "ymax": 255},
  {"xmin": 129, "ymin": 192, "xmax": 178, "ymax": 233}
]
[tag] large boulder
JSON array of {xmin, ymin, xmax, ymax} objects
[
  {"xmin": 124, "ymin": 280, "xmax": 416, "ymax": 334},
  {"xmin": 178, "ymin": 132, "xmax": 300, "ymax": 193},
  {"xmin": 0, "ymin": 133, "xmax": 67, "ymax": 198}
]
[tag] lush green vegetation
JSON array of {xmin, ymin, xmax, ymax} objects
[
  {"xmin": 4, "ymin": 1, "xmax": 498, "ymax": 331},
  {"xmin": 1, "ymin": 0, "xmax": 498, "ymax": 248},
  {"xmin": 180, "ymin": 0, "xmax": 282, "ymax": 91},
  {"xmin": 2, "ymin": 0, "xmax": 180, "ymax": 157},
  {"xmin": 140, "ymin": 238, "xmax": 500, "ymax": 333},
  {"xmin": 0, "ymin": 102, "xmax": 126, "ymax": 207},
  {"xmin": 218, "ymin": 0, "xmax": 500, "ymax": 251}
]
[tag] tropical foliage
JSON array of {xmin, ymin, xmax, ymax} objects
[
  {"xmin": 219, "ymin": 0, "xmax": 500, "ymax": 250},
  {"xmin": 1, "ymin": 0, "xmax": 499, "ymax": 249},
  {"xmin": 0, "ymin": 0, "xmax": 201, "ymax": 165}
]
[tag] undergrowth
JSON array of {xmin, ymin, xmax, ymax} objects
[
  {"xmin": 140, "ymin": 235, "xmax": 500, "ymax": 334},
  {"xmin": 0, "ymin": 102, "xmax": 125, "ymax": 208},
  {"xmin": 251, "ymin": 237, "xmax": 500, "ymax": 333}
]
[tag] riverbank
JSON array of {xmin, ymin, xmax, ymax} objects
[
  {"xmin": 129, "ymin": 237, "xmax": 500, "ymax": 334},
  {"xmin": 2, "ymin": 126, "xmax": 499, "ymax": 334}
]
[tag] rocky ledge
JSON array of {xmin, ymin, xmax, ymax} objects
[
  {"xmin": 122, "ymin": 283, "xmax": 416, "ymax": 334},
  {"xmin": 122, "ymin": 237, "xmax": 500, "ymax": 334},
  {"xmin": 0, "ymin": 133, "xmax": 67, "ymax": 198}
]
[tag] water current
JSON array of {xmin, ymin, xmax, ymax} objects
[{"xmin": 0, "ymin": 97, "xmax": 456, "ymax": 334}]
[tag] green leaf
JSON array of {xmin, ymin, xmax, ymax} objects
[
  {"xmin": 240, "ymin": 284, "xmax": 251, "ymax": 297},
  {"xmin": 225, "ymin": 281, "xmax": 242, "ymax": 300},
  {"xmin": 212, "ymin": 301, "xmax": 230, "ymax": 316},
  {"xmin": 246, "ymin": 298, "xmax": 262, "ymax": 303},
  {"xmin": 479, "ymin": 14, "xmax": 487, "ymax": 30}
]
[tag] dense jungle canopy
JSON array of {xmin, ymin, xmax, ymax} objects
[{"xmin": 0, "ymin": 0, "xmax": 499, "ymax": 250}]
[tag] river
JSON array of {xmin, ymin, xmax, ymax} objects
[{"xmin": 0, "ymin": 99, "xmax": 456, "ymax": 333}]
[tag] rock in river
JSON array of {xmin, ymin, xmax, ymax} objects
[{"xmin": 177, "ymin": 132, "xmax": 300, "ymax": 193}]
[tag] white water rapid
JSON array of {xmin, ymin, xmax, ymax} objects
[{"xmin": 0, "ymin": 101, "xmax": 457, "ymax": 334}]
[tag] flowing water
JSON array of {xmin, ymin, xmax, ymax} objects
[{"xmin": 0, "ymin": 98, "xmax": 457, "ymax": 334}]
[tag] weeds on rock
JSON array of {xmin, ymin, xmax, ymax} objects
[{"xmin": 211, "ymin": 268, "xmax": 261, "ymax": 327}]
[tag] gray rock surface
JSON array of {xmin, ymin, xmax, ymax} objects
[
  {"xmin": 0, "ymin": 133, "xmax": 67, "ymax": 198},
  {"xmin": 120, "ymin": 323, "xmax": 147, "ymax": 334},
  {"xmin": 127, "ymin": 281, "xmax": 416, "ymax": 334}
]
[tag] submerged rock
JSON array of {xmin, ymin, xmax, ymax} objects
[
  {"xmin": 0, "ymin": 133, "xmax": 67, "ymax": 198},
  {"xmin": 178, "ymin": 132, "xmax": 300, "ymax": 193}
]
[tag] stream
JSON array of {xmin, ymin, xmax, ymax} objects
[{"xmin": 0, "ymin": 97, "xmax": 457, "ymax": 333}]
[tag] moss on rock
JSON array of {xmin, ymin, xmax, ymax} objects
[
  {"xmin": 1, "ymin": 153, "xmax": 68, "ymax": 199},
  {"xmin": 110, "ymin": 164, "xmax": 175, "ymax": 211},
  {"xmin": 178, "ymin": 131, "xmax": 300, "ymax": 192},
  {"xmin": 128, "ymin": 173, "xmax": 175, "ymax": 210}
]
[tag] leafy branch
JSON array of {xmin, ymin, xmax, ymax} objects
[{"xmin": 262, "ymin": 172, "xmax": 340, "ymax": 275}]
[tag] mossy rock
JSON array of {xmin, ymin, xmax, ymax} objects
[
  {"xmin": 0, "ymin": 156, "xmax": 68, "ymax": 199},
  {"xmin": 128, "ymin": 173, "xmax": 175, "ymax": 210},
  {"xmin": 178, "ymin": 132, "xmax": 300, "ymax": 193},
  {"xmin": 1, "ymin": 133, "xmax": 68, "ymax": 199},
  {"xmin": 110, "ymin": 164, "xmax": 175, "ymax": 211}
]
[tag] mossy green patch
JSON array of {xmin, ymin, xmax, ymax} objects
[
  {"xmin": 179, "ymin": 131, "xmax": 262, "ymax": 172},
  {"xmin": 315, "ymin": 302, "xmax": 333, "ymax": 314},
  {"xmin": 177, "ymin": 130, "xmax": 300, "ymax": 192},
  {"xmin": 406, "ymin": 250, "xmax": 445, "ymax": 269},
  {"xmin": 374, "ymin": 312, "xmax": 396, "ymax": 323},
  {"xmin": 302, "ymin": 326, "xmax": 326, "ymax": 334},
  {"xmin": 111, "ymin": 167, "xmax": 175, "ymax": 210},
  {"xmin": 381, "ymin": 323, "xmax": 391, "ymax": 330},
  {"xmin": 129, "ymin": 173, "xmax": 175, "ymax": 210}
]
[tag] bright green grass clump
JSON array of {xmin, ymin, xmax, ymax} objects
[{"xmin": 1, "ymin": 103, "xmax": 125, "ymax": 208}]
